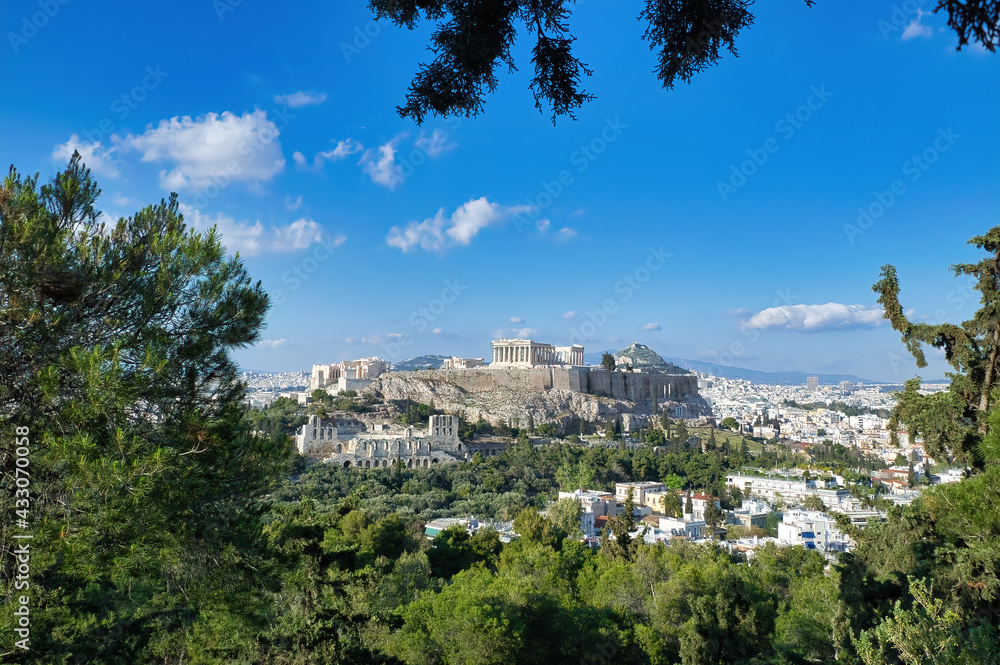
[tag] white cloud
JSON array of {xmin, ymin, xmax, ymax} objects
[
  {"xmin": 330, "ymin": 138, "xmax": 364, "ymax": 159},
  {"xmin": 739, "ymin": 303, "xmax": 885, "ymax": 331},
  {"xmin": 259, "ymin": 338, "xmax": 291, "ymax": 348},
  {"xmin": 111, "ymin": 193, "xmax": 134, "ymax": 207},
  {"xmin": 274, "ymin": 91, "xmax": 327, "ymax": 108},
  {"xmin": 386, "ymin": 332, "xmax": 404, "ymax": 339},
  {"xmin": 641, "ymin": 323, "xmax": 662, "ymax": 331},
  {"xmin": 361, "ymin": 138, "xmax": 404, "ymax": 189},
  {"xmin": 286, "ymin": 195, "xmax": 303, "ymax": 211},
  {"xmin": 387, "ymin": 197, "xmax": 513, "ymax": 253},
  {"xmin": 901, "ymin": 10, "xmax": 933, "ymax": 40},
  {"xmin": 556, "ymin": 227, "xmax": 578, "ymax": 241},
  {"xmin": 535, "ymin": 219, "xmax": 551, "ymax": 233},
  {"xmin": 52, "ymin": 135, "xmax": 119, "ymax": 178},
  {"xmin": 415, "ymin": 129, "xmax": 455, "ymax": 157},
  {"xmin": 432, "ymin": 328, "xmax": 443, "ymax": 334},
  {"xmin": 121, "ymin": 110, "xmax": 285, "ymax": 190},
  {"xmin": 510, "ymin": 316, "xmax": 524, "ymax": 324},
  {"xmin": 902, "ymin": 17, "xmax": 933, "ymax": 40},
  {"xmin": 562, "ymin": 311, "xmax": 578, "ymax": 320},
  {"xmin": 296, "ymin": 138, "xmax": 364, "ymax": 171},
  {"xmin": 179, "ymin": 204, "xmax": 337, "ymax": 256},
  {"xmin": 493, "ymin": 327, "xmax": 538, "ymax": 338}
]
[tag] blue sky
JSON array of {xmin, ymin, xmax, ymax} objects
[{"xmin": 2, "ymin": 0, "xmax": 997, "ymax": 381}]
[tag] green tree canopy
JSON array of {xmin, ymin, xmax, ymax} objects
[
  {"xmin": 874, "ymin": 225, "xmax": 1000, "ymax": 467},
  {"xmin": 366, "ymin": 0, "xmax": 999, "ymax": 124},
  {"xmin": 0, "ymin": 155, "xmax": 290, "ymax": 662}
]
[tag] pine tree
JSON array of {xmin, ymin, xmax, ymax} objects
[
  {"xmin": 686, "ymin": 491, "xmax": 694, "ymax": 516},
  {"xmin": 0, "ymin": 155, "xmax": 287, "ymax": 661},
  {"xmin": 874, "ymin": 226, "xmax": 1000, "ymax": 466},
  {"xmin": 368, "ymin": 1, "xmax": 996, "ymax": 125}
]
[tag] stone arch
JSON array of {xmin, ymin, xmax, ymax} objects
[
  {"xmin": 336, "ymin": 443, "xmax": 342, "ymax": 453},
  {"xmin": 365, "ymin": 460, "xmax": 370, "ymax": 468},
  {"xmin": 432, "ymin": 458, "xmax": 439, "ymax": 464},
  {"xmin": 423, "ymin": 459, "xmax": 429, "ymax": 468},
  {"xmin": 407, "ymin": 459, "xmax": 413, "ymax": 468},
  {"xmin": 343, "ymin": 461, "xmax": 351, "ymax": 468}
]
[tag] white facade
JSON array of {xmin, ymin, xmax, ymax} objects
[
  {"xmin": 490, "ymin": 338, "xmax": 584, "ymax": 367},
  {"xmin": 295, "ymin": 414, "xmax": 464, "ymax": 469},
  {"xmin": 615, "ymin": 481, "xmax": 666, "ymax": 506},
  {"xmin": 558, "ymin": 489, "xmax": 617, "ymax": 538},
  {"xmin": 778, "ymin": 509, "xmax": 851, "ymax": 553},
  {"xmin": 658, "ymin": 516, "xmax": 707, "ymax": 539},
  {"xmin": 310, "ymin": 357, "xmax": 390, "ymax": 391},
  {"xmin": 441, "ymin": 357, "xmax": 485, "ymax": 369},
  {"xmin": 727, "ymin": 473, "xmax": 852, "ymax": 508}
]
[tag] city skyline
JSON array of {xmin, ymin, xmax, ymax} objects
[{"xmin": 3, "ymin": 2, "xmax": 997, "ymax": 380}]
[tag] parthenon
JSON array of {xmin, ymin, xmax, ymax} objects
[{"xmin": 490, "ymin": 338, "xmax": 584, "ymax": 368}]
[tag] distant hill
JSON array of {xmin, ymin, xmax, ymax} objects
[
  {"xmin": 392, "ymin": 355, "xmax": 449, "ymax": 371},
  {"xmin": 661, "ymin": 357, "xmax": 881, "ymax": 385},
  {"xmin": 581, "ymin": 345, "xmax": 888, "ymax": 385},
  {"xmin": 613, "ymin": 342, "xmax": 690, "ymax": 374}
]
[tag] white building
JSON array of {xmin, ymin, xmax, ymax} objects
[
  {"xmin": 615, "ymin": 481, "xmax": 666, "ymax": 506},
  {"xmin": 310, "ymin": 357, "xmax": 390, "ymax": 392},
  {"xmin": 490, "ymin": 338, "xmax": 584, "ymax": 367},
  {"xmin": 558, "ymin": 489, "xmax": 617, "ymax": 538},
  {"xmin": 295, "ymin": 414, "xmax": 465, "ymax": 469},
  {"xmin": 727, "ymin": 473, "xmax": 852, "ymax": 508},
  {"xmin": 658, "ymin": 516, "xmax": 707, "ymax": 539},
  {"xmin": 441, "ymin": 357, "xmax": 485, "ymax": 369},
  {"xmin": 778, "ymin": 509, "xmax": 851, "ymax": 553}
]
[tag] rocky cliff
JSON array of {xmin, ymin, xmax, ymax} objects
[{"xmin": 363, "ymin": 370, "xmax": 712, "ymax": 433}]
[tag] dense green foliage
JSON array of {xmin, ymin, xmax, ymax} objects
[
  {"xmin": 0, "ymin": 157, "xmax": 291, "ymax": 663},
  {"xmin": 4, "ymin": 163, "xmax": 998, "ymax": 663},
  {"xmin": 366, "ymin": 0, "xmax": 999, "ymax": 123}
]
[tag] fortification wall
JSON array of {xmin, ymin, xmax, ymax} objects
[
  {"xmin": 399, "ymin": 367, "xmax": 555, "ymax": 392},
  {"xmin": 389, "ymin": 367, "xmax": 697, "ymax": 403}
]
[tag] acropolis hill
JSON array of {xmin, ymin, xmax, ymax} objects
[{"xmin": 360, "ymin": 340, "xmax": 711, "ymax": 432}]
